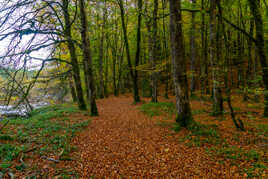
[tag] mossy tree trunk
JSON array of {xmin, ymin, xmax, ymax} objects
[
  {"xmin": 79, "ymin": 0, "xmax": 98, "ymax": 116},
  {"xmin": 62, "ymin": 0, "xmax": 86, "ymax": 110}
]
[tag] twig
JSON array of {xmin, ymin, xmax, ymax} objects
[
  {"xmin": 41, "ymin": 156, "xmax": 59, "ymax": 163},
  {"xmin": 23, "ymin": 146, "xmax": 38, "ymax": 153},
  {"xmin": 58, "ymin": 149, "xmax": 64, "ymax": 158},
  {"xmin": 8, "ymin": 172, "xmax": 14, "ymax": 179},
  {"xmin": 0, "ymin": 120, "xmax": 9, "ymax": 132},
  {"xmin": 19, "ymin": 153, "xmax": 28, "ymax": 169}
]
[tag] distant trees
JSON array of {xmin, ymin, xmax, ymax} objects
[{"xmin": 0, "ymin": 0, "xmax": 267, "ymax": 125}]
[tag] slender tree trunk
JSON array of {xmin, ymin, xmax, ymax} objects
[
  {"xmin": 112, "ymin": 52, "xmax": 118, "ymax": 96},
  {"xmin": 169, "ymin": 0, "xmax": 194, "ymax": 127},
  {"xmin": 151, "ymin": 0, "xmax": 159, "ymax": 103},
  {"xmin": 117, "ymin": 43, "xmax": 125, "ymax": 94},
  {"xmin": 104, "ymin": 45, "xmax": 109, "ymax": 97},
  {"xmin": 98, "ymin": 1, "xmax": 106, "ymax": 99},
  {"xmin": 217, "ymin": 1, "xmax": 245, "ymax": 130},
  {"xmin": 190, "ymin": 0, "xmax": 197, "ymax": 97},
  {"xmin": 209, "ymin": 0, "xmax": 223, "ymax": 116},
  {"xmin": 69, "ymin": 74, "xmax": 77, "ymax": 102},
  {"xmin": 244, "ymin": 18, "xmax": 254, "ymax": 101},
  {"xmin": 79, "ymin": 0, "xmax": 98, "ymax": 116},
  {"xmin": 118, "ymin": 0, "xmax": 141, "ymax": 103},
  {"xmin": 134, "ymin": 0, "xmax": 142, "ymax": 103},
  {"xmin": 200, "ymin": 0, "xmax": 210, "ymax": 95},
  {"xmin": 248, "ymin": 0, "xmax": 268, "ymax": 117},
  {"xmin": 62, "ymin": 0, "xmax": 86, "ymax": 110}
]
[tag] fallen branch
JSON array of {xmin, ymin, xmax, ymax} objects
[
  {"xmin": 19, "ymin": 153, "xmax": 28, "ymax": 169},
  {"xmin": 8, "ymin": 172, "xmax": 14, "ymax": 179},
  {"xmin": 41, "ymin": 156, "xmax": 60, "ymax": 163},
  {"xmin": 59, "ymin": 149, "xmax": 64, "ymax": 157}
]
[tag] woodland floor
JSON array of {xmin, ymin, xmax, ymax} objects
[
  {"xmin": 68, "ymin": 94, "xmax": 268, "ymax": 178},
  {"xmin": 1, "ymin": 93, "xmax": 268, "ymax": 178}
]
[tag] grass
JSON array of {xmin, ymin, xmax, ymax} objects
[
  {"xmin": 0, "ymin": 104, "xmax": 91, "ymax": 178},
  {"xmin": 180, "ymin": 123, "xmax": 221, "ymax": 147},
  {"xmin": 140, "ymin": 102, "xmax": 176, "ymax": 117},
  {"xmin": 140, "ymin": 102, "xmax": 208, "ymax": 118},
  {"xmin": 206, "ymin": 146, "xmax": 267, "ymax": 177},
  {"xmin": 138, "ymin": 97, "xmax": 268, "ymax": 177},
  {"xmin": 257, "ymin": 124, "xmax": 268, "ymax": 137}
]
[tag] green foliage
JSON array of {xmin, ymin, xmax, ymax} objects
[
  {"xmin": 244, "ymin": 162, "xmax": 267, "ymax": 178},
  {"xmin": 257, "ymin": 124, "xmax": 268, "ymax": 137},
  {"xmin": 0, "ymin": 162, "xmax": 12, "ymax": 169},
  {"xmin": 0, "ymin": 104, "xmax": 91, "ymax": 174},
  {"xmin": 0, "ymin": 144, "xmax": 21, "ymax": 162},
  {"xmin": 207, "ymin": 146, "xmax": 267, "ymax": 177},
  {"xmin": 211, "ymin": 146, "xmax": 243, "ymax": 160},
  {"xmin": 0, "ymin": 134, "xmax": 14, "ymax": 141},
  {"xmin": 244, "ymin": 149, "xmax": 260, "ymax": 161},
  {"xmin": 192, "ymin": 109, "xmax": 206, "ymax": 115},
  {"xmin": 140, "ymin": 102, "xmax": 176, "ymax": 117},
  {"xmin": 180, "ymin": 124, "xmax": 221, "ymax": 147}
]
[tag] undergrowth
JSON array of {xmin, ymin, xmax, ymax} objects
[
  {"xmin": 140, "ymin": 100, "xmax": 268, "ymax": 178},
  {"xmin": 0, "ymin": 104, "xmax": 91, "ymax": 178},
  {"xmin": 179, "ymin": 123, "xmax": 221, "ymax": 147},
  {"xmin": 140, "ymin": 102, "xmax": 176, "ymax": 117}
]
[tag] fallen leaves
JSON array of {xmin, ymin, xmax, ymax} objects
[{"xmin": 68, "ymin": 95, "xmax": 232, "ymax": 178}]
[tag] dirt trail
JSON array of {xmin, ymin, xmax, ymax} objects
[{"xmin": 70, "ymin": 96, "xmax": 227, "ymax": 178}]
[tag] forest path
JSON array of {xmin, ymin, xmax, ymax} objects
[{"xmin": 70, "ymin": 95, "xmax": 217, "ymax": 178}]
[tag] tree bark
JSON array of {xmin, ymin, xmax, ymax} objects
[
  {"xmin": 79, "ymin": 0, "xmax": 98, "ymax": 116},
  {"xmin": 69, "ymin": 74, "xmax": 77, "ymax": 103},
  {"xmin": 248, "ymin": 0, "xmax": 268, "ymax": 117},
  {"xmin": 98, "ymin": 1, "xmax": 106, "ymax": 99},
  {"xmin": 134, "ymin": 0, "xmax": 142, "ymax": 103},
  {"xmin": 118, "ymin": 0, "xmax": 141, "ymax": 103},
  {"xmin": 209, "ymin": 0, "xmax": 223, "ymax": 116},
  {"xmin": 151, "ymin": 0, "xmax": 159, "ymax": 103},
  {"xmin": 190, "ymin": 0, "xmax": 197, "ymax": 97},
  {"xmin": 169, "ymin": 0, "xmax": 194, "ymax": 127},
  {"xmin": 62, "ymin": 0, "xmax": 86, "ymax": 110}
]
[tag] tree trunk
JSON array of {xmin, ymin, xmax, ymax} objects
[
  {"xmin": 118, "ymin": 0, "xmax": 141, "ymax": 103},
  {"xmin": 69, "ymin": 74, "xmax": 77, "ymax": 103},
  {"xmin": 200, "ymin": 0, "xmax": 209, "ymax": 95},
  {"xmin": 62, "ymin": 0, "xmax": 86, "ymax": 110},
  {"xmin": 151, "ymin": 0, "xmax": 159, "ymax": 103},
  {"xmin": 98, "ymin": 1, "xmax": 106, "ymax": 99},
  {"xmin": 169, "ymin": 0, "xmax": 194, "ymax": 127},
  {"xmin": 244, "ymin": 18, "xmax": 254, "ymax": 101},
  {"xmin": 134, "ymin": 0, "xmax": 142, "ymax": 103},
  {"xmin": 190, "ymin": 0, "xmax": 197, "ymax": 97},
  {"xmin": 79, "ymin": 0, "xmax": 98, "ymax": 116},
  {"xmin": 209, "ymin": 0, "xmax": 223, "ymax": 116},
  {"xmin": 248, "ymin": 0, "xmax": 268, "ymax": 117},
  {"xmin": 217, "ymin": 1, "xmax": 245, "ymax": 130}
]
